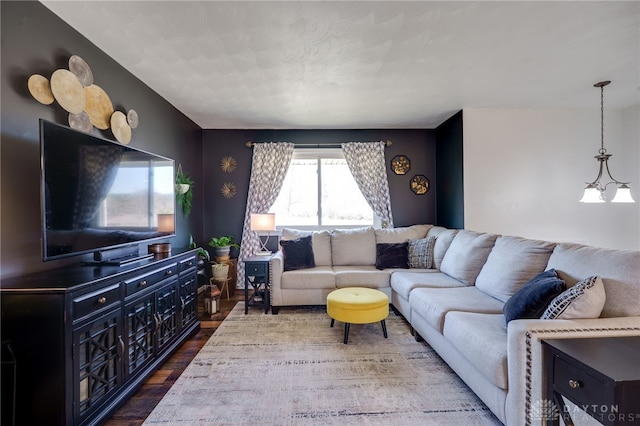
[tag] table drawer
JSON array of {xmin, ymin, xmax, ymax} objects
[
  {"xmin": 73, "ymin": 283, "xmax": 120, "ymax": 319},
  {"xmin": 554, "ymin": 355, "xmax": 605, "ymax": 406},
  {"xmin": 179, "ymin": 255, "xmax": 198, "ymax": 273},
  {"xmin": 125, "ymin": 263, "xmax": 177, "ymax": 297},
  {"xmin": 245, "ymin": 262, "xmax": 267, "ymax": 276}
]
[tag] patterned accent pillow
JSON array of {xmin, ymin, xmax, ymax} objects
[
  {"xmin": 541, "ymin": 276, "xmax": 606, "ymax": 320},
  {"xmin": 407, "ymin": 236, "xmax": 436, "ymax": 269}
]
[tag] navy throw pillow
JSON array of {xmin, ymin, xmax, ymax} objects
[
  {"xmin": 280, "ymin": 235, "xmax": 315, "ymax": 271},
  {"xmin": 503, "ymin": 269, "xmax": 566, "ymax": 324},
  {"xmin": 375, "ymin": 242, "xmax": 409, "ymax": 270}
]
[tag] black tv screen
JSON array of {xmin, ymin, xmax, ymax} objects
[{"xmin": 40, "ymin": 119, "xmax": 176, "ymax": 261}]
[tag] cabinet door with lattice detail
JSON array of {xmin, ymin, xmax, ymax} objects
[
  {"xmin": 72, "ymin": 307, "xmax": 124, "ymax": 424},
  {"xmin": 155, "ymin": 279, "xmax": 180, "ymax": 352},
  {"xmin": 124, "ymin": 290, "xmax": 156, "ymax": 380},
  {"xmin": 179, "ymin": 272, "xmax": 198, "ymax": 329}
]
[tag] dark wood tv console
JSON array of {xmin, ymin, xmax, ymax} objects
[{"xmin": 0, "ymin": 249, "xmax": 200, "ymax": 426}]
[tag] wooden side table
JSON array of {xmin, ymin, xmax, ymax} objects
[
  {"xmin": 542, "ymin": 336, "xmax": 640, "ymax": 425},
  {"xmin": 243, "ymin": 255, "xmax": 272, "ymax": 314}
]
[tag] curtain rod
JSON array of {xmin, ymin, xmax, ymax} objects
[{"xmin": 245, "ymin": 140, "xmax": 392, "ymax": 148}]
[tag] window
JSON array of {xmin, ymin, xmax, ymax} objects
[{"xmin": 269, "ymin": 148, "xmax": 374, "ymax": 229}]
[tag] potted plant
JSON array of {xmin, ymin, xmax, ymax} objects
[
  {"xmin": 189, "ymin": 234, "xmax": 210, "ymax": 265},
  {"xmin": 208, "ymin": 235, "xmax": 240, "ymax": 260},
  {"xmin": 175, "ymin": 164, "xmax": 194, "ymax": 217},
  {"xmin": 211, "ymin": 262, "xmax": 230, "ymax": 281}
]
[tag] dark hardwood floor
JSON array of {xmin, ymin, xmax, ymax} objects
[{"xmin": 103, "ymin": 288, "xmax": 245, "ymax": 426}]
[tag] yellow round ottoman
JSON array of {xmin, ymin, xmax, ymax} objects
[{"xmin": 327, "ymin": 287, "xmax": 389, "ymax": 344}]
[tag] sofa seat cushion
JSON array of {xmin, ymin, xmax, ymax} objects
[
  {"xmin": 390, "ymin": 271, "xmax": 465, "ymax": 300},
  {"xmin": 331, "ymin": 227, "xmax": 377, "ymax": 266},
  {"xmin": 440, "ymin": 230, "xmax": 498, "ymax": 285},
  {"xmin": 333, "ymin": 266, "xmax": 391, "ymax": 289},
  {"xmin": 443, "ymin": 312, "xmax": 508, "ymax": 390},
  {"xmin": 409, "ymin": 287, "xmax": 504, "ymax": 333},
  {"xmin": 475, "ymin": 235, "xmax": 556, "ymax": 303},
  {"xmin": 281, "ymin": 266, "xmax": 336, "ymax": 289}
]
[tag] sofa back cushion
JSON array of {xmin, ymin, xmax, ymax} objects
[
  {"xmin": 546, "ymin": 243, "xmax": 640, "ymax": 317},
  {"xmin": 331, "ymin": 227, "xmax": 376, "ymax": 266},
  {"xmin": 281, "ymin": 228, "xmax": 332, "ymax": 266},
  {"xmin": 431, "ymin": 229, "xmax": 458, "ymax": 270},
  {"xmin": 475, "ymin": 235, "xmax": 557, "ymax": 302},
  {"xmin": 440, "ymin": 230, "xmax": 498, "ymax": 285},
  {"xmin": 374, "ymin": 224, "xmax": 432, "ymax": 244}
]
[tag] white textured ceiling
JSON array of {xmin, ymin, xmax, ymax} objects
[{"xmin": 41, "ymin": 1, "xmax": 639, "ymax": 129}]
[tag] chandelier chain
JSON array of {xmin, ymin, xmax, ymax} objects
[{"xmin": 599, "ymin": 84, "xmax": 606, "ymax": 155}]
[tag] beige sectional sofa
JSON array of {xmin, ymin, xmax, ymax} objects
[{"xmin": 269, "ymin": 225, "xmax": 640, "ymax": 425}]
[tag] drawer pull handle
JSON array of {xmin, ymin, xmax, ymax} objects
[
  {"xmin": 188, "ymin": 261, "xmax": 194, "ymax": 266},
  {"xmin": 166, "ymin": 270, "xmax": 173, "ymax": 275},
  {"xmin": 140, "ymin": 280, "xmax": 147, "ymax": 287},
  {"xmin": 568, "ymin": 379, "xmax": 581, "ymax": 389},
  {"xmin": 98, "ymin": 297, "xmax": 107, "ymax": 304},
  {"xmin": 117, "ymin": 336, "xmax": 125, "ymax": 360}
]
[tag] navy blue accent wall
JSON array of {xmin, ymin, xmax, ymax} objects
[
  {"xmin": 1, "ymin": 2, "xmax": 203, "ymax": 279},
  {"xmin": 202, "ymin": 129, "xmax": 437, "ymax": 247},
  {"xmin": 435, "ymin": 111, "xmax": 464, "ymax": 229}
]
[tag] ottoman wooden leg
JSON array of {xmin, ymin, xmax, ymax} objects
[
  {"xmin": 381, "ymin": 320, "xmax": 388, "ymax": 338},
  {"xmin": 343, "ymin": 323, "xmax": 350, "ymax": 344},
  {"xmin": 330, "ymin": 318, "xmax": 335, "ymax": 328}
]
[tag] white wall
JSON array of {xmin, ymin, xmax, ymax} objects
[{"xmin": 463, "ymin": 107, "xmax": 639, "ymax": 250}]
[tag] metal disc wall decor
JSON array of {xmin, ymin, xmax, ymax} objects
[
  {"xmin": 127, "ymin": 109, "xmax": 139, "ymax": 129},
  {"xmin": 84, "ymin": 84, "xmax": 114, "ymax": 130},
  {"xmin": 50, "ymin": 69, "xmax": 86, "ymax": 114},
  {"xmin": 69, "ymin": 55, "xmax": 94, "ymax": 86},
  {"xmin": 68, "ymin": 111, "xmax": 93, "ymax": 133},
  {"xmin": 391, "ymin": 155, "xmax": 411, "ymax": 175},
  {"xmin": 27, "ymin": 53, "xmax": 139, "ymax": 145},
  {"xmin": 410, "ymin": 175, "xmax": 430, "ymax": 195},
  {"xmin": 27, "ymin": 74, "xmax": 55, "ymax": 105},
  {"xmin": 110, "ymin": 111, "xmax": 132, "ymax": 144}
]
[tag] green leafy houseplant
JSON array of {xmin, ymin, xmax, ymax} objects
[
  {"xmin": 208, "ymin": 235, "xmax": 240, "ymax": 249},
  {"xmin": 189, "ymin": 234, "xmax": 210, "ymax": 261},
  {"xmin": 175, "ymin": 165, "xmax": 194, "ymax": 217},
  {"xmin": 208, "ymin": 235, "xmax": 240, "ymax": 259}
]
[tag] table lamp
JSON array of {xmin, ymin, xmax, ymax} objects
[{"xmin": 250, "ymin": 213, "xmax": 276, "ymax": 255}]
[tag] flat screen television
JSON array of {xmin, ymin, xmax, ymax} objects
[{"xmin": 40, "ymin": 119, "xmax": 176, "ymax": 262}]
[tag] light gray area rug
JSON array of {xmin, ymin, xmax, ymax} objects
[{"xmin": 144, "ymin": 304, "xmax": 502, "ymax": 425}]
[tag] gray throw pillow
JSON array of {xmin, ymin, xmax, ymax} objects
[{"xmin": 407, "ymin": 236, "xmax": 436, "ymax": 269}]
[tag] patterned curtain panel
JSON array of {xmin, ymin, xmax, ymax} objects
[
  {"xmin": 238, "ymin": 142, "xmax": 295, "ymax": 285},
  {"xmin": 341, "ymin": 141, "xmax": 394, "ymax": 228}
]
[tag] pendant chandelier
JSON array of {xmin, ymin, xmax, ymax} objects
[{"xmin": 579, "ymin": 81, "xmax": 635, "ymax": 203}]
